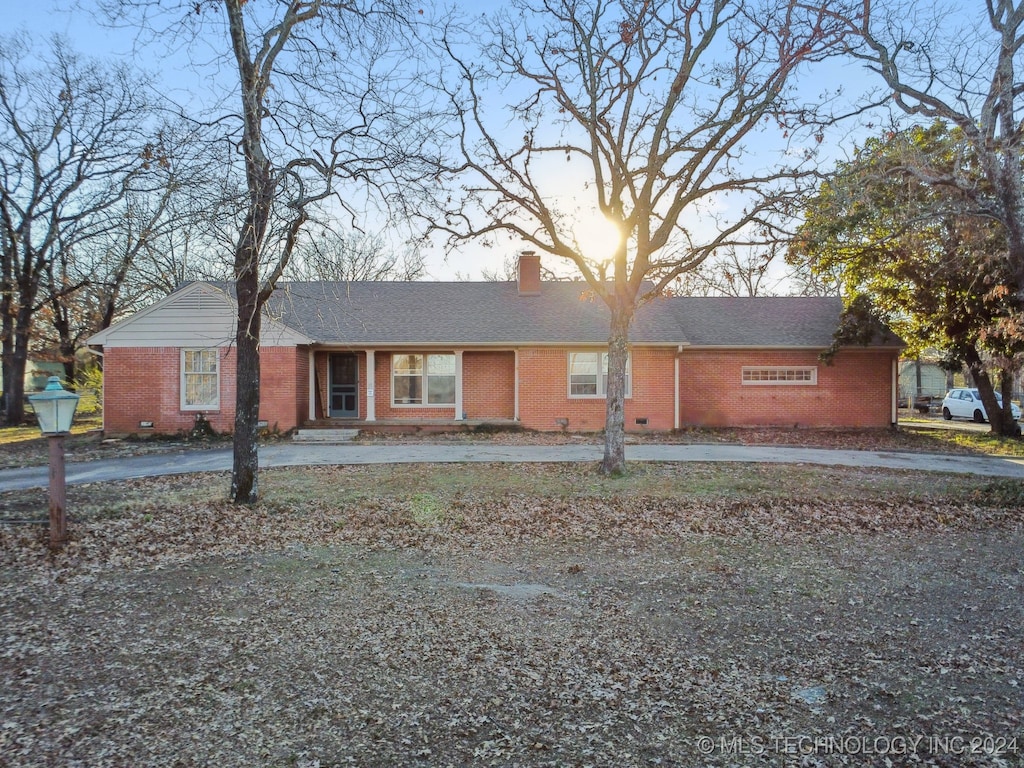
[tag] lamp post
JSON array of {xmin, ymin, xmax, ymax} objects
[{"xmin": 28, "ymin": 376, "xmax": 80, "ymax": 549}]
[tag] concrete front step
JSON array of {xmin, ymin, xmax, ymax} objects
[{"xmin": 293, "ymin": 428, "xmax": 360, "ymax": 443}]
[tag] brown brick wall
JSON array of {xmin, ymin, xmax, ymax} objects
[
  {"xmin": 102, "ymin": 347, "xmax": 234, "ymax": 435},
  {"xmin": 463, "ymin": 351, "xmax": 516, "ymax": 419},
  {"xmin": 677, "ymin": 348, "xmax": 896, "ymax": 428},
  {"xmin": 258, "ymin": 346, "xmax": 305, "ymax": 433},
  {"xmin": 105, "ymin": 344, "xmax": 895, "ymax": 435},
  {"xmin": 102, "ymin": 346, "xmax": 304, "ymax": 435},
  {"xmin": 517, "ymin": 347, "xmax": 677, "ymax": 432}
]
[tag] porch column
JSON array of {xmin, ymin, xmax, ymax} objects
[
  {"xmin": 366, "ymin": 349, "xmax": 376, "ymax": 422},
  {"xmin": 455, "ymin": 350, "xmax": 464, "ymax": 420},
  {"xmin": 513, "ymin": 349, "xmax": 520, "ymax": 421},
  {"xmin": 308, "ymin": 348, "xmax": 316, "ymax": 422}
]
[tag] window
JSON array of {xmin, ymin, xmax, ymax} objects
[
  {"xmin": 392, "ymin": 353, "xmax": 456, "ymax": 406},
  {"xmin": 181, "ymin": 349, "xmax": 220, "ymax": 409},
  {"xmin": 568, "ymin": 352, "xmax": 631, "ymax": 398},
  {"xmin": 741, "ymin": 366, "xmax": 817, "ymax": 385}
]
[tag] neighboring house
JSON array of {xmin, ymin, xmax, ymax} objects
[
  {"xmin": 898, "ymin": 359, "xmax": 953, "ymax": 407},
  {"xmin": 26, "ymin": 361, "xmax": 67, "ymax": 392},
  {"xmin": 88, "ymin": 253, "xmax": 903, "ymax": 436}
]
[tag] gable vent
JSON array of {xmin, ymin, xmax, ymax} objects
[{"xmin": 171, "ymin": 289, "xmax": 215, "ymax": 312}]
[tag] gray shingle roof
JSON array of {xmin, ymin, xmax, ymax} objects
[
  {"xmin": 212, "ymin": 281, "xmax": 900, "ymax": 349},
  {"xmin": 265, "ymin": 281, "xmax": 687, "ymax": 345},
  {"xmin": 668, "ymin": 296, "xmax": 901, "ymax": 347}
]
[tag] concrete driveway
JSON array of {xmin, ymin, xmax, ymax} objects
[{"xmin": 1, "ymin": 441, "xmax": 1023, "ymax": 492}]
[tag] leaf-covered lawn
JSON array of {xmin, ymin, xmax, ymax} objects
[{"xmin": 1, "ymin": 463, "xmax": 1022, "ymax": 766}]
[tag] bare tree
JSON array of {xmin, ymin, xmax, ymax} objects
[
  {"xmin": 479, "ymin": 255, "xmax": 519, "ymax": 282},
  {"xmin": 127, "ymin": 145, "xmax": 241, "ymax": 296},
  {"xmin": 43, "ymin": 176, "xmax": 175, "ymax": 382},
  {"xmin": 480, "ymin": 252, "xmax": 572, "ymax": 282},
  {"xmin": 784, "ymin": 253, "xmax": 843, "ymax": 296},
  {"xmin": 0, "ymin": 34, "xmax": 156, "ymax": 423},
  {"xmin": 99, "ymin": 0, "xmax": 444, "ymax": 502},
  {"xmin": 672, "ymin": 245, "xmax": 780, "ymax": 297},
  {"xmin": 287, "ymin": 229, "xmax": 425, "ymax": 282},
  {"xmin": 19, "ymin": 114, "xmax": 222, "ymax": 386},
  {"xmin": 428, "ymin": 0, "xmax": 848, "ymax": 473},
  {"xmin": 222, "ymin": 0, "xmax": 325, "ymax": 503}
]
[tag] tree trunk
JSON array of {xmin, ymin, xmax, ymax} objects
[
  {"xmin": 51, "ymin": 301, "xmax": 77, "ymax": 385},
  {"xmin": 60, "ymin": 353, "xmax": 76, "ymax": 386},
  {"xmin": 601, "ymin": 305, "xmax": 632, "ymax": 475},
  {"xmin": 3, "ymin": 344, "xmax": 28, "ymax": 424},
  {"xmin": 998, "ymin": 370, "xmax": 1021, "ymax": 437},
  {"xmin": 3, "ymin": 304, "xmax": 34, "ymax": 424},
  {"xmin": 230, "ymin": 269, "xmax": 262, "ymax": 504},
  {"xmin": 1, "ymin": 301, "xmax": 13, "ymax": 422},
  {"xmin": 1, "ymin": 252, "xmax": 12, "ymax": 419},
  {"xmin": 964, "ymin": 347, "xmax": 1018, "ymax": 437}
]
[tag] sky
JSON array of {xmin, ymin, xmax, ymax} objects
[
  {"xmin": 3, "ymin": 0, "xmax": 988, "ymax": 289},
  {"xmin": 4, "ymin": 0, "xmax": 518, "ymax": 281}
]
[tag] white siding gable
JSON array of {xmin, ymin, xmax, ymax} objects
[{"xmin": 89, "ymin": 283, "xmax": 310, "ymax": 348}]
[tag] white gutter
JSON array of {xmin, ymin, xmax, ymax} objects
[{"xmin": 674, "ymin": 351, "xmax": 680, "ymax": 430}]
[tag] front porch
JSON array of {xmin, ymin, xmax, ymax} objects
[{"xmin": 309, "ymin": 349, "xmax": 519, "ymax": 424}]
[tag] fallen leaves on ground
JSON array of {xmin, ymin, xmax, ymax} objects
[{"xmin": 1, "ymin": 465, "xmax": 1022, "ymax": 767}]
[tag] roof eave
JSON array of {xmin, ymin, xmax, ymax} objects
[
  {"xmin": 682, "ymin": 343, "xmax": 903, "ymax": 351},
  {"xmin": 307, "ymin": 340, "xmax": 688, "ymax": 348}
]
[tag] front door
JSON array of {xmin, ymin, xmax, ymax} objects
[{"xmin": 329, "ymin": 353, "xmax": 359, "ymax": 418}]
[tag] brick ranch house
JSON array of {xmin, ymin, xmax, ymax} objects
[{"xmin": 88, "ymin": 254, "xmax": 903, "ymax": 436}]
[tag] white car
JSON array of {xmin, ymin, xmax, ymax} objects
[{"xmin": 941, "ymin": 388, "xmax": 1021, "ymax": 423}]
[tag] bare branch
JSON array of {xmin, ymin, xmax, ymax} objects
[{"xmin": 423, "ymin": 0, "xmax": 849, "ymax": 472}]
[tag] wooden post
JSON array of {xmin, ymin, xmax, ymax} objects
[{"xmin": 48, "ymin": 434, "xmax": 67, "ymax": 549}]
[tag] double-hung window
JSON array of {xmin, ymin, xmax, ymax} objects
[
  {"xmin": 392, "ymin": 353, "xmax": 456, "ymax": 406},
  {"xmin": 568, "ymin": 351, "xmax": 631, "ymax": 398},
  {"xmin": 181, "ymin": 349, "xmax": 220, "ymax": 410}
]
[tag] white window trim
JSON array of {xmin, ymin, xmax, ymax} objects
[
  {"xmin": 567, "ymin": 351, "xmax": 632, "ymax": 399},
  {"xmin": 741, "ymin": 366, "xmax": 817, "ymax": 386},
  {"xmin": 391, "ymin": 353, "xmax": 457, "ymax": 408},
  {"xmin": 180, "ymin": 348, "xmax": 220, "ymax": 410}
]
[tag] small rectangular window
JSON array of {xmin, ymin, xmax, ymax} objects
[
  {"xmin": 741, "ymin": 366, "xmax": 817, "ymax": 386},
  {"xmin": 182, "ymin": 349, "xmax": 220, "ymax": 409}
]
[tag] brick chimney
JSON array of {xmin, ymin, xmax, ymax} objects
[{"xmin": 517, "ymin": 251, "xmax": 541, "ymax": 296}]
